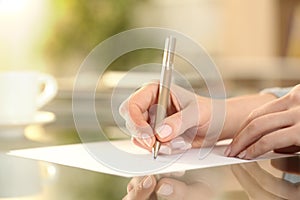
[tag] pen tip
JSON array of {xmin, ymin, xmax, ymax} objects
[
  {"xmin": 153, "ymin": 151, "xmax": 158, "ymax": 159},
  {"xmin": 153, "ymin": 141, "xmax": 161, "ymax": 160}
]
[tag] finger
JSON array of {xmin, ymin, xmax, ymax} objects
[
  {"xmin": 120, "ymin": 100, "xmax": 149, "ymax": 124},
  {"xmin": 155, "ymin": 102, "xmax": 200, "ymax": 142},
  {"xmin": 120, "ymin": 83, "xmax": 159, "ymax": 118},
  {"xmin": 127, "ymin": 176, "xmax": 144, "ymax": 193},
  {"xmin": 125, "ymin": 116, "xmax": 155, "ymax": 149},
  {"xmin": 155, "ymin": 177, "xmax": 187, "ymax": 200},
  {"xmin": 158, "ymin": 130, "xmax": 208, "ymax": 156},
  {"xmin": 127, "ymin": 105, "xmax": 154, "ymax": 137},
  {"xmin": 170, "ymin": 171, "xmax": 186, "ymax": 177},
  {"xmin": 125, "ymin": 176, "xmax": 157, "ymax": 200},
  {"xmin": 133, "ymin": 136, "xmax": 193, "ymax": 156},
  {"xmin": 120, "ymin": 84, "xmax": 159, "ymax": 139},
  {"xmin": 126, "ymin": 120, "xmax": 154, "ymax": 150},
  {"xmin": 156, "ymin": 177, "xmax": 213, "ymax": 200},
  {"xmin": 228, "ymin": 110, "xmax": 294, "ymax": 157},
  {"xmin": 239, "ymin": 126, "xmax": 300, "ymax": 159},
  {"xmin": 249, "ymin": 97, "xmax": 287, "ymax": 121},
  {"xmin": 242, "ymin": 162, "xmax": 297, "ymax": 198},
  {"xmin": 236, "ymin": 96, "xmax": 289, "ymax": 135},
  {"xmin": 156, "ymin": 127, "xmax": 202, "ymax": 156},
  {"xmin": 132, "ymin": 137, "xmax": 153, "ymax": 152},
  {"xmin": 159, "ymin": 136, "xmax": 192, "ymax": 155},
  {"xmin": 155, "ymin": 125, "xmax": 205, "ymax": 156},
  {"xmin": 231, "ymin": 164, "xmax": 283, "ymax": 200}
]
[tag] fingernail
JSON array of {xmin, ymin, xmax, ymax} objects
[
  {"xmin": 143, "ymin": 176, "xmax": 153, "ymax": 189},
  {"xmin": 156, "ymin": 124, "xmax": 172, "ymax": 139},
  {"xmin": 157, "ymin": 183, "xmax": 173, "ymax": 196},
  {"xmin": 224, "ymin": 146, "xmax": 231, "ymax": 157},
  {"xmin": 171, "ymin": 170, "xmax": 185, "ymax": 177},
  {"xmin": 170, "ymin": 137, "xmax": 186, "ymax": 149},
  {"xmin": 237, "ymin": 150, "xmax": 247, "ymax": 159},
  {"xmin": 141, "ymin": 133, "xmax": 153, "ymax": 148},
  {"xmin": 170, "ymin": 137, "xmax": 191, "ymax": 150},
  {"xmin": 159, "ymin": 145, "xmax": 172, "ymax": 155}
]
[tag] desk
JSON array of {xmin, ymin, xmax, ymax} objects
[{"xmin": 0, "ymin": 125, "xmax": 299, "ymax": 200}]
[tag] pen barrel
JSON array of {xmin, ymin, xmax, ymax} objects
[
  {"xmin": 153, "ymin": 36, "xmax": 176, "ymax": 158},
  {"xmin": 154, "ymin": 67, "xmax": 172, "ymax": 128}
]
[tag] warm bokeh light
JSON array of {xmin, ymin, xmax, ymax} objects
[
  {"xmin": 0, "ymin": 0, "xmax": 47, "ymax": 71},
  {"xmin": 0, "ymin": 0, "xmax": 299, "ymax": 90},
  {"xmin": 0, "ymin": 0, "xmax": 28, "ymax": 15}
]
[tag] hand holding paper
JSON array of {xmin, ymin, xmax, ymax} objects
[{"xmin": 227, "ymin": 85, "xmax": 300, "ymax": 159}]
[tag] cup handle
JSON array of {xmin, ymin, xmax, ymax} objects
[{"xmin": 36, "ymin": 74, "xmax": 58, "ymax": 109}]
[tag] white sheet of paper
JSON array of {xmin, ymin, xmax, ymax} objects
[{"xmin": 8, "ymin": 140, "xmax": 293, "ymax": 177}]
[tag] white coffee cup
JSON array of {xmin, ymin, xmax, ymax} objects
[{"xmin": 0, "ymin": 71, "xmax": 57, "ymax": 123}]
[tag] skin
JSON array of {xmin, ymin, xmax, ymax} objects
[
  {"xmin": 227, "ymin": 84, "xmax": 300, "ymax": 159},
  {"xmin": 120, "ymin": 82, "xmax": 279, "ymax": 157},
  {"xmin": 123, "ymin": 170, "xmax": 216, "ymax": 200},
  {"xmin": 231, "ymin": 162, "xmax": 300, "ymax": 200},
  {"xmin": 120, "ymin": 83, "xmax": 213, "ymax": 152},
  {"xmin": 121, "ymin": 83, "xmax": 300, "ymax": 199},
  {"xmin": 123, "ymin": 161, "xmax": 300, "ymax": 200}
]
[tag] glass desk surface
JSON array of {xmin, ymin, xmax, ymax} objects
[{"xmin": 0, "ymin": 125, "xmax": 299, "ymax": 200}]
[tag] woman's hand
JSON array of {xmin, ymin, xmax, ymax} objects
[
  {"xmin": 123, "ymin": 172, "xmax": 215, "ymax": 200},
  {"xmin": 231, "ymin": 162, "xmax": 300, "ymax": 199},
  {"xmin": 122, "ymin": 176, "xmax": 157, "ymax": 200},
  {"xmin": 119, "ymin": 82, "xmax": 212, "ymax": 154},
  {"xmin": 226, "ymin": 85, "xmax": 300, "ymax": 159}
]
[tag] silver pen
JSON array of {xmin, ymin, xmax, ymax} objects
[{"xmin": 153, "ymin": 36, "xmax": 176, "ymax": 159}]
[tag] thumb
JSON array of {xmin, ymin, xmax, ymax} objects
[{"xmin": 155, "ymin": 104, "xmax": 200, "ymax": 142}]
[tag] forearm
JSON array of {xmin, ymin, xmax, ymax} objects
[{"xmin": 220, "ymin": 93, "xmax": 277, "ymax": 139}]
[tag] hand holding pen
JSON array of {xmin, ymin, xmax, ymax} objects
[
  {"xmin": 119, "ymin": 38, "xmax": 212, "ymax": 157},
  {"xmin": 153, "ymin": 36, "xmax": 176, "ymax": 159}
]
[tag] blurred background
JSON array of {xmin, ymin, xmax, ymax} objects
[
  {"xmin": 1, "ymin": 0, "xmax": 300, "ymax": 80},
  {"xmin": 1, "ymin": 0, "xmax": 300, "ymax": 199},
  {"xmin": 1, "ymin": 0, "xmax": 300, "ymax": 144}
]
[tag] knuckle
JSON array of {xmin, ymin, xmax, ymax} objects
[
  {"xmin": 247, "ymin": 145, "xmax": 256, "ymax": 156},
  {"xmin": 248, "ymin": 109, "xmax": 260, "ymax": 119},
  {"xmin": 288, "ymin": 89, "xmax": 300, "ymax": 103},
  {"xmin": 247, "ymin": 119, "xmax": 260, "ymax": 133},
  {"xmin": 257, "ymin": 137, "xmax": 271, "ymax": 151},
  {"xmin": 248, "ymin": 143, "xmax": 265, "ymax": 158}
]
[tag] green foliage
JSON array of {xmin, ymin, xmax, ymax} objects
[
  {"xmin": 108, "ymin": 48, "xmax": 163, "ymax": 71},
  {"xmin": 43, "ymin": 0, "xmax": 139, "ymax": 71}
]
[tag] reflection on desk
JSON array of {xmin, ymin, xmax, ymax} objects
[
  {"xmin": 1, "ymin": 153, "xmax": 299, "ymax": 200},
  {"xmin": 1, "ymin": 122, "xmax": 299, "ymax": 200},
  {"xmin": 123, "ymin": 156, "xmax": 300, "ymax": 200}
]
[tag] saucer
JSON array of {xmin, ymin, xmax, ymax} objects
[{"xmin": 0, "ymin": 111, "xmax": 56, "ymax": 128}]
